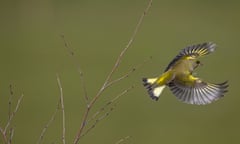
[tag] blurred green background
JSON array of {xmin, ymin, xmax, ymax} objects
[{"xmin": 0, "ymin": 0, "xmax": 239, "ymax": 143}]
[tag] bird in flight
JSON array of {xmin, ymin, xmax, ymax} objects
[{"xmin": 142, "ymin": 42, "xmax": 228, "ymax": 105}]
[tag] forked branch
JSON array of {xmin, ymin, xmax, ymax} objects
[
  {"xmin": 73, "ymin": 0, "xmax": 153, "ymax": 143},
  {"xmin": 36, "ymin": 104, "xmax": 59, "ymax": 144},
  {"xmin": 0, "ymin": 127, "xmax": 8, "ymax": 144},
  {"xmin": 37, "ymin": 75, "xmax": 66, "ymax": 144},
  {"xmin": 61, "ymin": 35, "xmax": 89, "ymax": 103},
  {"xmin": 4, "ymin": 94, "xmax": 24, "ymax": 133},
  {"xmin": 82, "ymin": 86, "xmax": 134, "ymax": 137},
  {"xmin": 0, "ymin": 88, "xmax": 23, "ymax": 144}
]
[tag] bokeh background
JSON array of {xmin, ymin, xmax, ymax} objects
[{"xmin": 0, "ymin": 0, "xmax": 239, "ymax": 143}]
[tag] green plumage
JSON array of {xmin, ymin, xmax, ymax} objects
[{"xmin": 143, "ymin": 42, "xmax": 228, "ymax": 105}]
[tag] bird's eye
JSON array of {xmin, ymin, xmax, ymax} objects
[{"xmin": 196, "ymin": 60, "xmax": 200, "ymax": 64}]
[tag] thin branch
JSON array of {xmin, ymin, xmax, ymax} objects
[
  {"xmin": 56, "ymin": 74, "xmax": 66, "ymax": 144},
  {"xmin": 81, "ymin": 104, "xmax": 116, "ymax": 137},
  {"xmin": 77, "ymin": 68, "xmax": 89, "ymax": 103},
  {"xmin": 106, "ymin": 56, "xmax": 152, "ymax": 88},
  {"xmin": 5, "ymin": 84, "xmax": 14, "ymax": 144},
  {"xmin": 0, "ymin": 127, "xmax": 8, "ymax": 144},
  {"xmin": 102, "ymin": 0, "xmax": 152, "ymax": 89},
  {"xmin": 8, "ymin": 127, "xmax": 14, "ymax": 144},
  {"xmin": 36, "ymin": 102, "xmax": 60, "ymax": 144},
  {"xmin": 4, "ymin": 94, "xmax": 24, "ymax": 133},
  {"xmin": 88, "ymin": 86, "xmax": 134, "ymax": 124},
  {"xmin": 8, "ymin": 84, "xmax": 14, "ymax": 121},
  {"xmin": 82, "ymin": 86, "xmax": 134, "ymax": 137},
  {"xmin": 60, "ymin": 34, "xmax": 74, "ymax": 56},
  {"xmin": 115, "ymin": 136, "xmax": 131, "ymax": 144},
  {"xmin": 106, "ymin": 68, "xmax": 136, "ymax": 89},
  {"xmin": 37, "ymin": 75, "xmax": 66, "ymax": 144},
  {"xmin": 74, "ymin": 1, "xmax": 152, "ymax": 143},
  {"xmin": 61, "ymin": 35, "xmax": 89, "ymax": 103}
]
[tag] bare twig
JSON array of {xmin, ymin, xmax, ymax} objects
[
  {"xmin": 83, "ymin": 86, "xmax": 134, "ymax": 136},
  {"xmin": 0, "ymin": 86, "xmax": 23, "ymax": 144},
  {"xmin": 105, "ymin": 68, "xmax": 136, "ymax": 89},
  {"xmin": 107, "ymin": 56, "xmax": 152, "ymax": 88},
  {"xmin": 6, "ymin": 84, "xmax": 14, "ymax": 144},
  {"xmin": 56, "ymin": 74, "xmax": 66, "ymax": 144},
  {"xmin": 4, "ymin": 94, "xmax": 24, "ymax": 133},
  {"xmin": 37, "ymin": 75, "xmax": 66, "ymax": 144},
  {"xmin": 115, "ymin": 136, "xmax": 131, "ymax": 144},
  {"xmin": 0, "ymin": 127, "xmax": 8, "ymax": 144},
  {"xmin": 8, "ymin": 84, "xmax": 14, "ymax": 121},
  {"xmin": 61, "ymin": 34, "xmax": 74, "ymax": 56},
  {"xmin": 83, "ymin": 87, "xmax": 134, "ymax": 136},
  {"xmin": 37, "ymin": 102, "xmax": 59, "ymax": 144},
  {"xmin": 81, "ymin": 104, "xmax": 116, "ymax": 137},
  {"xmin": 61, "ymin": 35, "xmax": 89, "ymax": 103},
  {"xmin": 77, "ymin": 68, "xmax": 89, "ymax": 103},
  {"xmin": 88, "ymin": 86, "xmax": 134, "ymax": 124},
  {"xmin": 9, "ymin": 127, "xmax": 14, "ymax": 144},
  {"xmin": 102, "ymin": 0, "xmax": 152, "ymax": 89},
  {"xmin": 73, "ymin": 1, "xmax": 152, "ymax": 143}
]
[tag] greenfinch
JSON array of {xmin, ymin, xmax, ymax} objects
[{"xmin": 143, "ymin": 42, "xmax": 228, "ymax": 105}]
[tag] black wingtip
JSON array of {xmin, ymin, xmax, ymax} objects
[
  {"xmin": 142, "ymin": 78, "xmax": 149, "ymax": 87},
  {"xmin": 142, "ymin": 77, "xmax": 147, "ymax": 82},
  {"xmin": 142, "ymin": 78, "xmax": 161, "ymax": 101},
  {"xmin": 218, "ymin": 81, "xmax": 229, "ymax": 94},
  {"xmin": 150, "ymin": 95, "xmax": 159, "ymax": 101},
  {"xmin": 147, "ymin": 88, "xmax": 159, "ymax": 101}
]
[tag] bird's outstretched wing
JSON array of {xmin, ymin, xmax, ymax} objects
[
  {"xmin": 168, "ymin": 77, "xmax": 228, "ymax": 105},
  {"xmin": 165, "ymin": 42, "xmax": 216, "ymax": 72}
]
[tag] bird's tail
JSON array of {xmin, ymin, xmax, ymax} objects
[{"xmin": 142, "ymin": 77, "xmax": 166, "ymax": 101}]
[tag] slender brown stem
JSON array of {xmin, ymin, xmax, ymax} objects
[
  {"xmin": 102, "ymin": 0, "xmax": 152, "ymax": 89},
  {"xmin": 61, "ymin": 35, "xmax": 89, "ymax": 103},
  {"xmin": 105, "ymin": 68, "xmax": 136, "ymax": 88},
  {"xmin": 9, "ymin": 128, "xmax": 14, "ymax": 144},
  {"xmin": 73, "ymin": 0, "xmax": 152, "ymax": 143},
  {"xmin": 36, "ymin": 101, "xmax": 59, "ymax": 144},
  {"xmin": 115, "ymin": 136, "xmax": 131, "ymax": 144},
  {"xmin": 4, "ymin": 94, "xmax": 24, "ymax": 133},
  {"xmin": 83, "ymin": 86, "xmax": 134, "ymax": 136},
  {"xmin": 88, "ymin": 86, "xmax": 134, "ymax": 124},
  {"xmin": 0, "ymin": 127, "xmax": 8, "ymax": 144},
  {"xmin": 81, "ymin": 104, "xmax": 116, "ymax": 137},
  {"xmin": 8, "ymin": 84, "xmax": 14, "ymax": 122},
  {"xmin": 57, "ymin": 74, "xmax": 66, "ymax": 144},
  {"xmin": 106, "ymin": 56, "xmax": 152, "ymax": 88},
  {"xmin": 73, "ymin": 89, "xmax": 102, "ymax": 144},
  {"xmin": 77, "ymin": 68, "xmax": 89, "ymax": 104}
]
